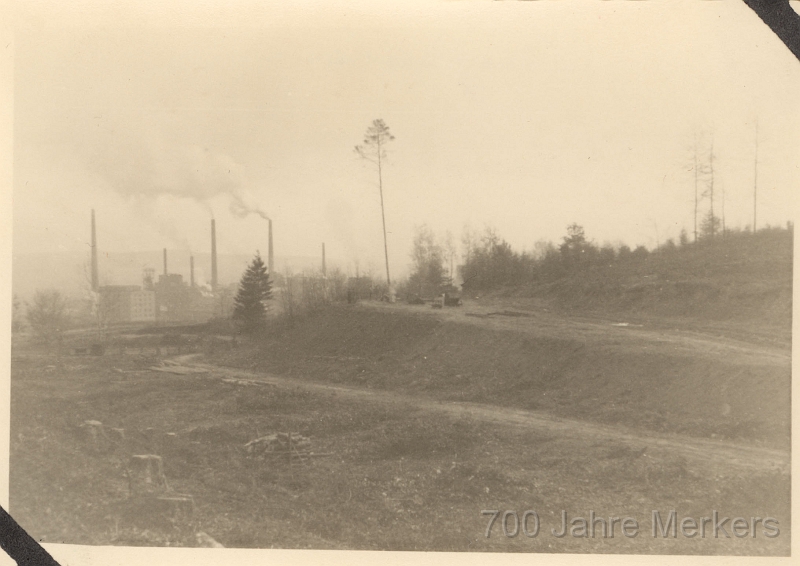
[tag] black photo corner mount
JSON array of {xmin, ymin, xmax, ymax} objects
[
  {"xmin": 743, "ymin": 0, "xmax": 800, "ymax": 61},
  {"xmin": 0, "ymin": 505, "xmax": 61, "ymax": 566}
]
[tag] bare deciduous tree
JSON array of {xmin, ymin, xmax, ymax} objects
[
  {"xmin": 443, "ymin": 230, "xmax": 457, "ymax": 281},
  {"xmin": 693, "ymin": 132, "xmax": 700, "ymax": 243},
  {"xmin": 12, "ymin": 293, "xmax": 25, "ymax": 333},
  {"xmin": 408, "ymin": 224, "xmax": 447, "ymax": 297},
  {"xmin": 27, "ymin": 290, "xmax": 70, "ymax": 344},
  {"xmin": 461, "ymin": 224, "xmax": 480, "ymax": 265},
  {"xmin": 704, "ymin": 136, "xmax": 717, "ymax": 239}
]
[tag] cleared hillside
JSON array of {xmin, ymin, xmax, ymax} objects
[
  {"xmin": 217, "ymin": 302, "xmax": 790, "ymax": 449},
  {"xmin": 464, "ymin": 227, "xmax": 793, "ymax": 334}
]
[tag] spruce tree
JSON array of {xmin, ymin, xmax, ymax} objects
[{"xmin": 232, "ymin": 252, "xmax": 273, "ymax": 334}]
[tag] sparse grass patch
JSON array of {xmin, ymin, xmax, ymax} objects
[
  {"xmin": 215, "ymin": 305, "xmax": 789, "ymax": 449},
  {"xmin": 10, "ymin": 331, "xmax": 791, "ymax": 555},
  {"xmin": 372, "ymin": 415, "xmax": 484, "ymax": 460}
]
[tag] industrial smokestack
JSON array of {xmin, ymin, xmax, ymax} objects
[
  {"xmin": 90, "ymin": 209, "xmax": 99, "ymax": 292},
  {"xmin": 163, "ymin": 248, "xmax": 168, "ymax": 276},
  {"xmin": 268, "ymin": 218, "xmax": 274, "ymax": 275},
  {"xmin": 190, "ymin": 256, "xmax": 195, "ymax": 288},
  {"xmin": 322, "ymin": 242, "xmax": 326, "ymax": 276},
  {"xmin": 211, "ymin": 219, "xmax": 218, "ymax": 291}
]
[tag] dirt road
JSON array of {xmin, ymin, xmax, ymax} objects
[
  {"xmin": 365, "ymin": 300, "xmax": 791, "ymax": 368},
  {"xmin": 167, "ymin": 354, "xmax": 790, "ymax": 475}
]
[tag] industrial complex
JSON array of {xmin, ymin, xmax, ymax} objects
[{"xmin": 90, "ymin": 210, "xmax": 275, "ymax": 325}]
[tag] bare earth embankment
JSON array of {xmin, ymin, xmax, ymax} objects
[{"xmin": 9, "ymin": 297, "xmax": 791, "ymax": 555}]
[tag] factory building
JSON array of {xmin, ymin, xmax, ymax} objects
[
  {"xmin": 131, "ymin": 289, "xmax": 157, "ymax": 321},
  {"xmin": 98, "ymin": 285, "xmax": 156, "ymax": 323},
  {"xmin": 154, "ymin": 272, "xmax": 191, "ymax": 322},
  {"xmin": 90, "ymin": 212, "xmax": 273, "ymax": 325}
]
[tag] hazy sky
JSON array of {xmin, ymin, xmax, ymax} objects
[{"xmin": 12, "ymin": 0, "xmax": 800, "ymax": 279}]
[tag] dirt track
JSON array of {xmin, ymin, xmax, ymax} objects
[
  {"xmin": 365, "ymin": 300, "xmax": 791, "ymax": 368},
  {"xmin": 168, "ymin": 354, "xmax": 790, "ymax": 476}
]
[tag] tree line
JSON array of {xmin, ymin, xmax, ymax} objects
[{"xmin": 404, "ymin": 220, "xmax": 794, "ymax": 297}]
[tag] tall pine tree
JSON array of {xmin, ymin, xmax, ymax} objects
[{"xmin": 232, "ymin": 252, "xmax": 273, "ymax": 334}]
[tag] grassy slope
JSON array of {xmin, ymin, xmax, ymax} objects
[
  {"xmin": 217, "ymin": 305, "xmax": 790, "ymax": 448},
  {"xmin": 513, "ymin": 228, "xmax": 792, "ymax": 332},
  {"xmin": 10, "ymin": 350, "xmax": 789, "ymax": 554}
]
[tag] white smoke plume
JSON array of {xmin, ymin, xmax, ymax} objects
[
  {"xmin": 83, "ymin": 115, "xmax": 269, "ymax": 223},
  {"xmin": 229, "ymin": 194, "xmax": 270, "ymax": 221}
]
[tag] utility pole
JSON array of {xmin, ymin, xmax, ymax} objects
[
  {"xmin": 708, "ymin": 137, "xmax": 716, "ymax": 239},
  {"xmin": 721, "ymin": 180, "xmax": 726, "ymax": 237},
  {"xmin": 91, "ymin": 209, "xmax": 99, "ymax": 292},
  {"xmin": 753, "ymin": 120, "xmax": 759, "ymax": 233},
  {"xmin": 693, "ymin": 133, "xmax": 699, "ymax": 243}
]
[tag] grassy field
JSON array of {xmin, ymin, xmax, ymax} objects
[
  {"xmin": 215, "ymin": 303, "xmax": 790, "ymax": 449},
  {"xmin": 9, "ymin": 300, "xmax": 791, "ymax": 555}
]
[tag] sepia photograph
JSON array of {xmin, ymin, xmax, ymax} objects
[{"xmin": 3, "ymin": 0, "xmax": 798, "ymax": 563}]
